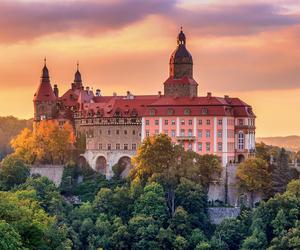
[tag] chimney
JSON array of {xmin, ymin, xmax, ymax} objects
[
  {"xmin": 207, "ymin": 92, "xmax": 212, "ymax": 99},
  {"xmin": 53, "ymin": 84, "xmax": 59, "ymax": 98},
  {"xmin": 113, "ymin": 92, "xmax": 117, "ymax": 96},
  {"xmin": 224, "ymin": 95, "xmax": 229, "ymax": 99},
  {"xmin": 158, "ymin": 91, "xmax": 161, "ymax": 97},
  {"xmin": 95, "ymin": 89, "xmax": 101, "ymax": 97}
]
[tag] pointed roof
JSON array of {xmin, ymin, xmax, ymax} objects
[{"xmin": 33, "ymin": 60, "xmax": 56, "ymax": 102}]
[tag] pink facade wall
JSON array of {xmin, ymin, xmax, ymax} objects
[{"xmin": 143, "ymin": 116, "xmax": 241, "ymax": 166}]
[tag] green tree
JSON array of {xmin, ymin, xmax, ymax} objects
[
  {"xmin": 133, "ymin": 182, "xmax": 168, "ymax": 223},
  {"xmin": 0, "ymin": 220, "xmax": 23, "ymax": 250},
  {"xmin": 0, "ymin": 155, "xmax": 30, "ymax": 190},
  {"xmin": 237, "ymin": 157, "xmax": 271, "ymax": 206},
  {"xmin": 271, "ymin": 148, "xmax": 295, "ymax": 194}
]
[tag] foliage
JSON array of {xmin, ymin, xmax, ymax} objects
[
  {"xmin": 237, "ymin": 157, "xmax": 271, "ymax": 205},
  {"xmin": 0, "ymin": 116, "xmax": 32, "ymax": 159},
  {"xmin": 0, "ymin": 154, "xmax": 30, "ymax": 190},
  {"xmin": 11, "ymin": 120, "xmax": 75, "ymax": 164}
]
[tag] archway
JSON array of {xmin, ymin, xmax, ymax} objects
[
  {"xmin": 78, "ymin": 156, "xmax": 88, "ymax": 169},
  {"xmin": 118, "ymin": 156, "xmax": 132, "ymax": 178},
  {"xmin": 95, "ymin": 156, "xmax": 107, "ymax": 175},
  {"xmin": 238, "ymin": 154, "xmax": 245, "ymax": 163}
]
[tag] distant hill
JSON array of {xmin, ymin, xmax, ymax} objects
[
  {"xmin": 256, "ymin": 136, "xmax": 300, "ymax": 152},
  {"xmin": 0, "ymin": 116, "xmax": 33, "ymax": 158}
]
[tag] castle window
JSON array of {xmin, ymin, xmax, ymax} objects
[
  {"xmin": 164, "ymin": 120, "xmax": 169, "ymax": 125},
  {"xmin": 188, "ymin": 143, "xmax": 192, "ymax": 150},
  {"xmin": 218, "ymin": 119, "xmax": 223, "ymax": 125},
  {"xmin": 171, "ymin": 130, "xmax": 176, "ymax": 137},
  {"xmin": 108, "ymin": 130, "xmax": 111, "ymax": 135},
  {"xmin": 238, "ymin": 131, "xmax": 244, "ymax": 150},
  {"xmin": 171, "ymin": 120, "xmax": 176, "ymax": 125},
  {"xmin": 180, "ymin": 129, "xmax": 185, "ymax": 136},
  {"xmin": 149, "ymin": 109, "xmax": 156, "ymax": 116},
  {"xmin": 99, "ymin": 143, "xmax": 102, "ymax": 150},
  {"xmin": 202, "ymin": 108, "xmax": 208, "ymax": 115},
  {"xmin": 198, "ymin": 142, "xmax": 202, "ymax": 151},
  {"xmin": 198, "ymin": 130, "xmax": 202, "ymax": 138},
  {"xmin": 124, "ymin": 144, "xmax": 128, "ymax": 150},
  {"xmin": 188, "ymin": 119, "xmax": 192, "ymax": 125},
  {"xmin": 218, "ymin": 130, "xmax": 222, "ymax": 138},
  {"xmin": 206, "ymin": 119, "xmax": 211, "ymax": 125},
  {"xmin": 132, "ymin": 130, "xmax": 136, "ymax": 135},
  {"xmin": 107, "ymin": 144, "xmax": 111, "ymax": 150},
  {"xmin": 184, "ymin": 108, "xmax": 191, "ymax": 115},
  {"xmin": 218, "ymin": 142, "xmax": 222, "ymax": 151},
  {"xmin": 238, "ymin": 119, "xmax": 244, "ymax": 126},
  {"xmin": 116, "ymin": 130, "xmax": 119, "ymax": 135},
  {"xmin": 167, "ymin": 108, "xmax": 174, "ymax": 115},
  {"xmin": 132, "ymin": 144, "xmax": 137, "ymax": 150},
  {"xmin": 206, "ymin": 142, "xmax": 210, "ymax": 152},
  {"xmin": 155, "ymin": 120, "xmax": 159, "ymax": 125},
  {"xmin": 146, "ymin": 130, "xmax": 150, "ymax": 137},
  {"xmin": 116, "ymin": 143, "xmax": 120, "ymax": 150},
  {"xmin": 146, "ymin": 120, "xmax": 149, "ymax": 125},
  {"xmin": 206, "ymin": 130, "xmax": 210, "ymax": 138},
  {"xmin": 181, "ymin": 119, "xmax": 185, "ymax": 125},
  {"xmin": 198, "ymin": 119, "xmax": 202, "ymax": 125},
  {"xmin": 188, "ymin": 129, "xmax": 193, "ymax": 136},
  {"xmin": 124, "ymin": 130, "xmax": 127, "ymax": 135}
]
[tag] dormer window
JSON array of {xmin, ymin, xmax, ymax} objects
[
  {"xmin": 149, "ymin": 109, "xmax": 156, "ymax": 116},
  {"xmin": 167, "ymin": 108, "xmax": 174, "ymax": 115},
  {"xmin": 184, "ymin": 108, "xmax": 191, "ymax": 115},
  {"xmin": 201, "ymin": 108, "xmax": 208, "ymax": 115}
]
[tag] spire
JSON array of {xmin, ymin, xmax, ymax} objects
[
  {"xmin": 74, "ymin": 61, "xmax": 82, "ymax": 86},
  {"xmin": 41, "ymin": 57, "xmax": 49, "ymax": 79},
  {"xmin": 177, "ymin": 27, "xmax": 186, "ymax": 46}
]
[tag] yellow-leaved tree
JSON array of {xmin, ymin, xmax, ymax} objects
[{"xmin": 11, "ymin": 120, "xmax": 75, "ymax": 165}]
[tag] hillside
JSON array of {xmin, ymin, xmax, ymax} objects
[
  {"xmin": 0, "ymin": 116, "xmax": 33, "ymax": 158},
  {"xmin": 256, "ymin": 135, "xmax": 300, "ymax": 152}
]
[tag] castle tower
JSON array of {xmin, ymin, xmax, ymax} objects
[
  {"xmin": 74, "ymin": 62, "xmax": 83, "ymax": 89},
  {"xmin": 164, "ymin": 28, "xmax": 198, "ymax": 97},
  {"xmin": 33, "ymin": 59, "xmax": 57, "ymax": 121}
]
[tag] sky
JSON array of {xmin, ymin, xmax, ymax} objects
[{"xmin": 0, "ymin": 0, "xmax": 300, "ymax": 137}]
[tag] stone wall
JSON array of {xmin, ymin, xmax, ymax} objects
[
  {"xmin": 30, "ymin": 165, "xmax": 64, "ymax": 186},
  {"xmin": 208, "ymin": 207, "xmax": 241, "ymax": 224}
]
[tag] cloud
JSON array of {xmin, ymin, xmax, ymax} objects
[
  {"xmin": 0, "ymin": 0, "xmax": 177, "ymax": 43},
  {"xmin": 0, "ymin": 1, "xmax": 300, "ymax": 43},
  {"xmin": 171, "ymin": 3, "xmax": 300, "ymax": 36}
]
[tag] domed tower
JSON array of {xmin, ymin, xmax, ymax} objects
[
  {"xmin": 33, "ymin": 59, "xmax": 57, "ymax": 122},
  {"xmin": 164, "ymin": 28, "xmax": 198, "ymax": 97}
]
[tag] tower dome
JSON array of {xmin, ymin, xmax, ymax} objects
[
  {"xmin": 74, "ymin": 62, "xmax": 83, "ymax": 89},
  {"xmin": 169, "ymin": 28, "xmax": 193, "ymax": 78},
  {"xmin": 164, "ymin": 28, "xmax": 198, "ymax": 97}
]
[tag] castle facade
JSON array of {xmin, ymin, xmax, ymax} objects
[{"xmin": 34, "ymin": 29, "xmax": 256, "ymax": 178}]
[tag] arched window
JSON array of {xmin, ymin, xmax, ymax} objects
[{"xmin": 238, "ymin": 131, "xmax": 244, "ymax": 150}]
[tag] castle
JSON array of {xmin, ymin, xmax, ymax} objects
[{"xmin": 34, "ymin": 29, "xmax": 256, "ymax": 178}]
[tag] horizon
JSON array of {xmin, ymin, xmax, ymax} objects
[{"xmin": 1, "ymin": 0, "xmax": 300, "ymax": 137}]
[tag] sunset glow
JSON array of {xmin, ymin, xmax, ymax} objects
[{"xmin": 1, "ymin": 0, "xmax": 300, "ymax": 137}]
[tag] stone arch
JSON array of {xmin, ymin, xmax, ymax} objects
[
  {"xmin": 78, "ymin": 155, "xmax": 88, "ymax": 169},
  {"xmin": 95, "ymin": 156, "xmax": 107, "ymax": 175},
  {"xmin": 117, "ymin": 156, "xmax": 132, "ymax": 178},
  {"xmin": 238, "ymin": 154, "xmax": 245, "ymax": 163}
]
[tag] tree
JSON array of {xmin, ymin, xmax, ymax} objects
[
  {"xmin": 134, "ymin": 182, "xmax": 168, "ymax": 223},
  {"xmin": 0, "ymin": 220, "xmax": 23, "ymax": 250},
  {"xmin": 271, "ymin": 148, "xmax": 295, "ymax": 194},
  {"xmin": 237, "ymin": 157, "xmax": 271, "ymax": 206},
  {"xmin": 0, "ymin": 155, "xmax": 30, "ymax": 190},
  {"xmin": 11, "ymin": 120, "xmax": 75, "ymax": 165}
]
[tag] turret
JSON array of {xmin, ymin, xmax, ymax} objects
[
  {"xmin": 33, "ymin": 58, "xmax": 57, "ymax": 121},
  {"xmin": 164, "ymin": 28, "xmax": 198, "ymax": 97}
]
